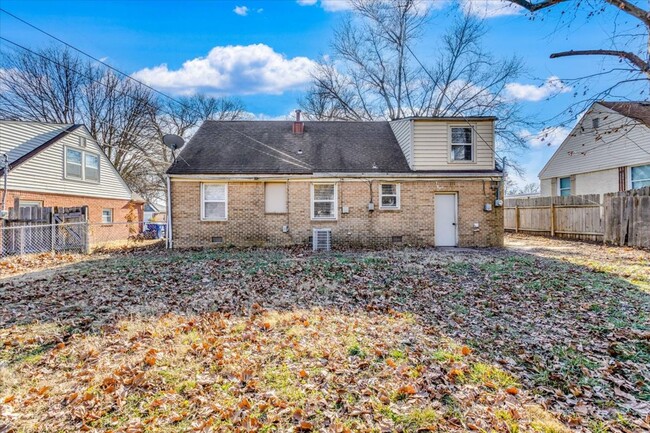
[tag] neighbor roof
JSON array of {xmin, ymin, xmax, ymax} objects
[
  {"xmin": 0, "ymin": 120, "xmax": 80, "ymax": 175},
  {"xmin": 167, "ymin": 121, "xmax": 412, "ymax": 175},
  {"xmin": 599, "ymin": 101, "xmax": 650, "ymax": 128}
]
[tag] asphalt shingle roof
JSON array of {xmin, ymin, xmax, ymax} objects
[{"xmin": 167, "ymin": 121, "xmax": 412, "ymax": 175}]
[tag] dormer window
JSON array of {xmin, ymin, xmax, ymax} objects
[{"xmin": 450, "ymin": 126, "xmax": 474, "ymax": 162}]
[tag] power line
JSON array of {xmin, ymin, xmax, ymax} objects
[{"xmin": 0, "ymin": 8, "xmax": 313, "ymax": 170}]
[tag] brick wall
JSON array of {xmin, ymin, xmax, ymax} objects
[
  {"xmin": 4, "ymin": 190, "xmax": 144, "ymax": 243},
  {"xmin": 170, "ymin": 178, "xmax": 503, "ymax": 248}
]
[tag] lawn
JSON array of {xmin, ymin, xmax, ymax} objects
[{"xmin": 1, "ymin": 236, "xmax": 649, "ymax": 432}]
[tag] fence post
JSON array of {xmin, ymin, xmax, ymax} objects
[
  {"xmin": 20, "ymin": 225, "xmax": 25, "ymax": 255},
  {"xmin": 83, "ymin": 221, "xmax": 91, "ymax": 254},
  {"xmin": 550, "ymin": 202, "xmax": 555, "ymax": 237},
  {"xmin": 515, "ymin": 205, "xmax": 520, "ymax": 233},
  {"xmin": 50, "ymin": 220, "xmax": 56, "ymax": 252}
]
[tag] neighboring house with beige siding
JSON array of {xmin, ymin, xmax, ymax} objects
[
  {"xmin": 0, "ymin": 120, "xmax": 143, "ymax": 223},
  {"xmin": 167, "ymin": 112, "xmax": 504, "ymax": 249},
  {"xmin": 539, "ymin": 101, "xmax": 650, "ymax": 197}
]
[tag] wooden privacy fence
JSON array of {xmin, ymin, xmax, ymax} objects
[
  {"xmin": 604, "ymin": 187, "xmax": 650, "ymax": 249},
  {"xmin": 504, "ymin": 194, "xmax": 603, "ymax": 242}
]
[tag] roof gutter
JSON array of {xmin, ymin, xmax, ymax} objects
[{"xmin": 168, "ymin": 172, "xmax": 503, "ymax": 181}]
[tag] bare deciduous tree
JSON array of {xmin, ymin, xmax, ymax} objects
[
  {"xmin": 300, "ymin": 0, "xmax": 530, "ymax": 161},
  {"xmin": 0, "ymin": 46, "xmax": 249, "ymax": 205}
]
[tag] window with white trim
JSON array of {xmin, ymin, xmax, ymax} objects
[
  {"xmin": 312, "ymin": 183, "xmax": 337, "ymax": 219},
  {"xmin": 450, "ymin": 127, "xmax": 473, "ymax": 161},
  {"xmin": 380, "ymin": 183, "xmax": 400, "ymax": 209},
  {"xmin": 65, "ymin": 148, "xmax": 83, "ymax": 179},
  {"xmin": 631, "ymin": 164, "xmax": 650, "ymax": 189},
  {"xmin": 202, "ymin": 183, "xmax": 227, "ymax": 220},
  {"xmin": 559, "ymin": 177, "xmax": 571, "ymax": 196},
  {"xmin": 265, "ymin": 183, "xmax": 287, "ymax": 213},
  {"xmin": 65, "ymin": 147, "xmax": 100, "ymax": 181},
  {"xmin": 102, "ymin": 209, "xmax": 113, "ymax": 223}
]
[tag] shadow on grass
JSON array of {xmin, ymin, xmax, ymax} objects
[{"xmin": 1, "ymin": 245, "xmax": 649, "ymax": 431}]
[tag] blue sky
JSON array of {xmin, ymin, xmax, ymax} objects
[{"xmin": 0, "ymin": 0, "xmax": 643, "ymax": 185}]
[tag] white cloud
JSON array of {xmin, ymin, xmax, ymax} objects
[
  {"xmin": 132, "ymin": 44, "xmax": 317, "ymax": 96},
  {"xmin": 521, "ymin": 126, "xmax": 572, "ymax": 148},
  {"xmin": 233, "ymin": 5, "xmax": 249, "ymax": 16},
  {"xmin": 297, "ymin": 0, "xmax": 318, "ymax": 5},
  {"xmin": 460, "ymin": 0, "xmax": 522, "ymax": 18},
  {"xmin": 505, "ymin": 76, "xmax": 571, "ymax": 102}
]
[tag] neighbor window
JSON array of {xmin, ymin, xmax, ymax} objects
[
  {"xmin": 102, "ymin": 209, "xmax": 113, "ymax": 223},
  {"xmin": 559, "ymin": 177, "xmax": 571, "ymax": 196},
  {"xmin": 65, "ymin": 148, "xmax": 83, "ymax": 179},
  {"xmin": 450, "ymin": 127, "xmax": 473, "ymax": 162},
  {"xmin": 65, "ymin": 147, "xmax": 100, "ymax": 181},
  {"xmin": 85, "ymin": 154, "xmax": 99, "ymax": 181},
  {"xmin": 312, "ymin": 183, "xmax": 337, "ymax": 219},
  {"xmin": 631, "ymin": 164, "xmax": 650, "ymax": 189},
  {"xmin": 265, "ymin": 183, "xmax": 287, "ymax": 213},
  {"xmin": 202, "ymin": 183, "xmax": 227, "ymax": 220},
  {"xmin": 380, "ymin": 183, "xmax": 400, "ymax": 209}
]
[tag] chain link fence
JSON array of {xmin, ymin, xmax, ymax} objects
[{"xmin": 0, "ymin": 221, "xmax": 166, "ymax": 258}]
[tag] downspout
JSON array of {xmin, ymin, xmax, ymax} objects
[
  {"xmin": 166, "ymin": 175, "xmax": 173, "ymax": 249},
  {"xmin": 1, "ymin": 153, "xmax": 7, "ymax": 212}
]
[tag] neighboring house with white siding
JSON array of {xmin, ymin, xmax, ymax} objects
[
  {"xmin": 539, "ymin": 101, "xmax": 650, "ymax": 197},
  {"xmin": 0, "ymin": 120, "xmax": 143, "ymax": 223}
]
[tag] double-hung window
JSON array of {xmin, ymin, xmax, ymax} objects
[
  {"xmin": 631, "ymin": 164, "xmax": 650, "ymax": 189},
  {"xmin": 559, "ymin": 177, "xmax": 571, "ymax": 196},
  {"xmin": 380, "ymin": 183, "xmax": 400, "ymax": 209},
  {"xmin": 65, "ymin": 147, "xmax": 100, "ymax": 181},
  {"xmin": 202, "ymin": 183, "xmax": 228, "ymax": 220},
  {"xmin": 102, "ymin": 209, "xmax": 113, "ymax": 224},
  {"xmin": 312, "ymin": 183, "xmax": 337, "ymax": 219},
  {"xmin": 450, "ymin": 127, "xmax": 473, "ymax": 162}
]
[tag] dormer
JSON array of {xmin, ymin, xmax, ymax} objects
[{"xmin": 389, "ymin": 117, "xmax": 496, "ymax": 171}]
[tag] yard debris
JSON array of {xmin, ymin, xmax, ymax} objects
[{"xmin": 0, "ymin": 234, "xmax": 649, "ymax": 431}]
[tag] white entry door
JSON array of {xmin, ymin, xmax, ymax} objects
[{"xmin": 434, "ymin": 194, "xmax": 457, "ymax": 247}]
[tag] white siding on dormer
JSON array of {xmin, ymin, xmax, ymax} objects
[
  {"xmin": 411, "ymin": 120, "xmax": 495, "ymax": 170},
  {"xmin": 6, "ymin": 126, "xmax": 134, "ymax": 200},
  {"xmin": 539, "ymin": 103, "xmax": 650, "ymax": 180},
  {"xmin": 389, "ymin": 119, "xmax": 413, "ymax": 168},
  {"xmin": 0, "ymin": 121, "xmax": 71, "ymax": 165}
]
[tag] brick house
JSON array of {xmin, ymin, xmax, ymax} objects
[
  {"xmin": 1, "ymin": 120, "xmax": 143, "ymax": 228},
  {"xmin": 166, "ymin": 113, "xmax": 504, "ymax": 248}
]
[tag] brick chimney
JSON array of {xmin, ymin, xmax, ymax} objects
[{"xmin": 292, "ymin": 109, "xmax": 304, "ymax": 134}]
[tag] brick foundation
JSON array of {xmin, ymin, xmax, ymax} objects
[{"xmin": 170, "ymin": 179, "xmax": 503, "ymax": 248}]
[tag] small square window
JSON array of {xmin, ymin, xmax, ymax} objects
[
  {"xmin": 592, "ymin": 118, "xmax": 600, "ymax": 129},
  {"xmin": 631, "ymin": 164, "xmax": 650, "ymax": 189},
  {"xmin": 102, "ymin": 209, "xmax": 113, "ymax": 223}
]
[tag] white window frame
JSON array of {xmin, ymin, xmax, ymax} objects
[
  {"xmin": 311, "ymin": 183, "xmax": 338, "ymax": 220},
  {"xmin": 19, "ymin": 200, "xmax": 43, "ymax": 208},
  {"xmin": 558, "ymin": 177, "xmax": 571, "ymax": 196},
  {"xmin": 379, "ymin": 183, "xmax": 401, "ymax": 210},
  {"xmin": 449, "ymin": 126, "xmax": 475, "ymax": 163},
  {"xmin": 101, "ymin": 208, "xmax": 113, "ymax": 224},
  {"xmin": 629, "ymin": 164, "xmax": 650, "ymax": 189},
  {"xmin": 201, "ymin": 183, "xmax": 228, "ymax": 221},
  {"xmin": 64, "ymin": 146, "xmax": 100, "ymax": 182}
]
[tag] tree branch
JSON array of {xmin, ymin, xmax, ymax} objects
[{"xmin": 550, "ymin": 49, "xmax": 650, "ymax": 74}]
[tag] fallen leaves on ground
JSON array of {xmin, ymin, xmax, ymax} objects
[{"xmin": 1, "ymin": 235, "xmax": 649, "ymax": 432}]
